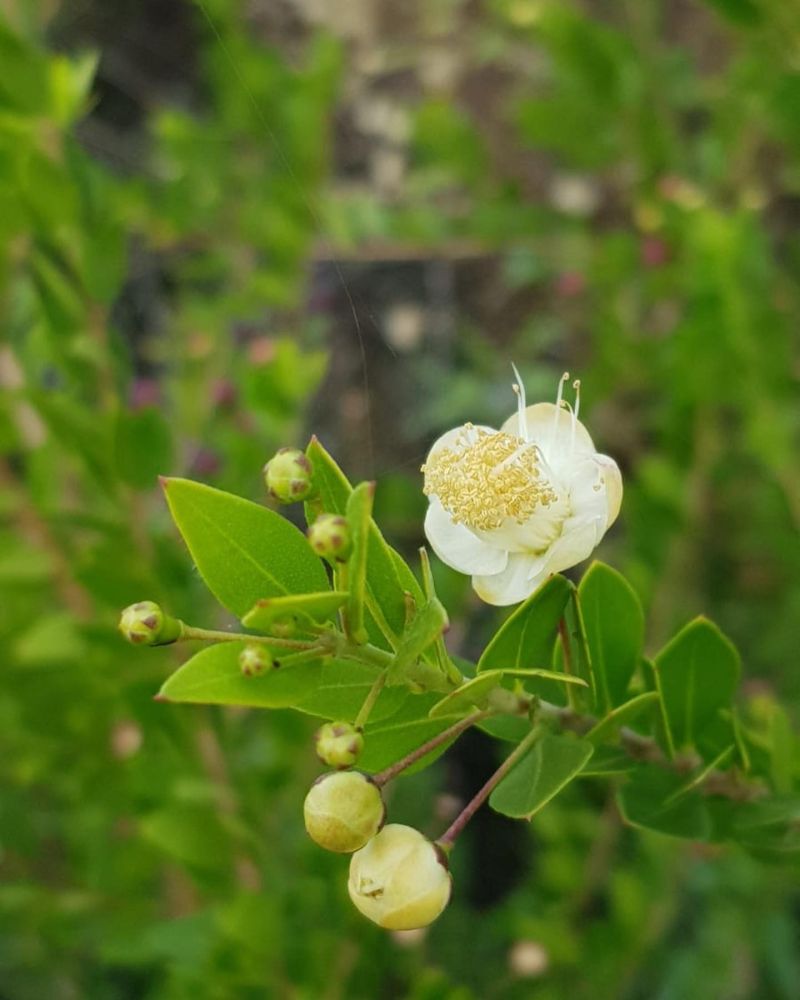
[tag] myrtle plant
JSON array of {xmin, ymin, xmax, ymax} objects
[{"xmin": 121, "ymin": 375, "xmax": 800, "ymax": 931}]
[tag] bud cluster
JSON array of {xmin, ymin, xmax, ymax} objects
[{"xmin": 303, "ymin": 743, "xmax": 452, "ymax": 930}]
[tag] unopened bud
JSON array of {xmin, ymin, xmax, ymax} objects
[
  {"xmin": 264, "ymin": 448, "xmax": 315, "ymax": 503},
  {"xmin": 307, "ymin": 514, "xmax": 351, "ymax": 562},
  {"xmin": 315, "ymin": 721, "xmax": 364, "ymax": 768},
  {"xmin": 303, "ymin": 771, "xmax": 385, "ymax": 853},
  {"xmin": 118, "ymin": 602, "xmax": 181, "ymax": 646},
  {"xmin": 239, "ymin": 643, "xmax": 274, "ymax": 677},
  {"xmin": 348, "ymin": 824, "xmax": 452, "ymax": 930}
]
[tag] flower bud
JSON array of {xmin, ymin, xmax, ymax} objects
[
  {"xmin": 118, "ymin": 602, "xmax": 181, "ymax": 646},
  {"xmin": 264, "ymin": 448, "xmax": 315, "ymax": 503},
  {"xmin": 307, "ymin": 514, "xmax": 351, "ymax": 562},
  {"xmin": 239, "ymin": 643, "xmax": 274, "ymax": 677},
  {"xmin": 315, "ymin": 721, "xmax": 364, "ymax": 769},
  {"xmin": 303, "ymin": 771, "xmax": 384, "ymax": 853},
  {"xmin": 348, "ymin": 824, "xmax": 452, "ymax": 930}
]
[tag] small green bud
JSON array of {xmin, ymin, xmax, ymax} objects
[
  {"xmin": 264, "ymin": 448, "xmax": 315, "ymax": 503},
  {"xmin": 348, "ymin": 824, "xmax": 452, "ymax": 930},
  {"xmin": 303, "ymin": 771, "xmax": 385, "ymax": 853},
  {"xmin": 118, "ymin": 602, "xmax": 181, "ymax": 646},
  {"xmin": 315, "ymin": 721, "xmax": 364, "ymax": 769},
  {"xmin": 307, "ymin": 514, "xmax": 352, "ymax": 562},
  {"xmin": 239, "ymin": 643, "xmax": 274, "ymax": 677}
]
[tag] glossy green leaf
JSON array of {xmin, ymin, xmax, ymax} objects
[
  {"xmin": 653, "ymin": 617, "xmax": 741, "ymax": 756},
  {"xmin": 579, "ymin": 746, "xmax": 637, "ymax": 777},
  {"xmin": 293, "ymin": 661, "xmax": 407, "ymax": 722},
  {"xmin": 478, "ymin": 574, "xmax": 572, "ymax": 675},
  {"xmin": 662, "ymin": 746, "xmax": 736, "ymax": 805},
  {"xmin": 345, "ymin": 481, "xmax": 374, "ymax": 644},
  {"xmin": 585, "ymin": 692, "xmax": 659, "ymax": 747},
  {"xmin": 579, "ymin": 561, "xmax": 644, "ymax": 711},
  {"xmin": 419, "ymin": 547, "xmax": 454, "ymax": 678},
  {"xmin": 489, "ymin": 733, "xmax": 594, "ymax": 819},
  {"xmin": 556, "ymin": 588, "xmax": 595, "ymax": 707},
  {"xmin": 477, "ymin": 714, "xmax": 532, "ymax": 744},
  {"xmin": 429, "ymin": 668, "xmax": 588, "ymax": 719},
  {"xmin": 159, "ymin": 642, "xmax": 322, "ymax": 708},
  {"xmin": 358, "ymin": 695, "xmax": 456, "ymax": 774},
  {"xmin": 389, "ymin": 598, "xmax": 451, "ymax": 692},
  {"xmin": 305, "ymin": 437, "xmax": 424, "ymax": 648},
  {"xmin": 162, "ymin": 478, "xmax": 329, "ymax": 617},
  {"xmin": 617, "ymin": 767, "xmax": 712, "ymax": 840},
  {"xmin": 242, "ymin": 592, "xmax": 348, "ymax": 631}
]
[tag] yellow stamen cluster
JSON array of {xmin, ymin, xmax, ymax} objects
[{"xmin": 422, "ymin": 426, "xmax": 557, "ymax": 531}]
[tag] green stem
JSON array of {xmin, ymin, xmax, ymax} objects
[
  {"xmin": 437, "ymin": 725, "xmax": 541, "ymax": 849},
  {"xmin": 334, "ymin": 562, "xmax": 351, "ymax": 639},
  {"xmin": 332, "ymin": 636, "xmax": 394, "ymax": 670},
  {"xmin": 372, "ymin": 710, "xmax": 490, "ymax": 788},
  {"xmin": 274, "ymin": 647, "xmax": 328, "ymax": 669},
  {"xmin": 179, "ymin": 624, "xmax": 320, "ymax": 651},
  {"xmin": 353, "ymin": 669, "xmax": 388, "ymax": 730}
]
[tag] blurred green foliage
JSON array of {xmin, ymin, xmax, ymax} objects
[{"xmin": 1, "ymin": 0, "xmax": 799, "ymax": 997}]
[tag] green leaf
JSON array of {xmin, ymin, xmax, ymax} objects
[
  {"xmin": 489, "ymin": 734, "xmax": 594, "ymax": 819},
  {"xmin": 579, "ymin": 746, "xmax": 637, "ymax": 777},
  {"xmin": 358, "ymin": 695, "xmax": 456, "ymax": 774},
  {"xmin": 162, "ymin": 478, "xmax": 329, "ymax": 617},
  {"xmin": 241, "ymin": 592, "xmax": 348, "ymax": 631},
  {"xmin": 429, "ymin": 668, "xmax": 587, "ymax": 719},
  {"xmin": 159, "ymin": 642, "xmax": 322, "ymax": 709},
  {"xmin": 477, "ymin": 714, "xmax": 532, "ymax": 744},
  {"xmin": 617, "ymin": 767, "xmax": 711, "ymax": 840},
  {"xmin": 345, "ymin": 481, "xmax": 374, "ymax": 644},
  {"xmin": 389, "ymin": 597, "xmax": 451, "ymax": 691},
  {"xmin": 293, "ymin": 661, "xmax": 407, "ymax": 722},
  {"xmin": 579, "ymin": 561, "xmax": 644, "ymax": 710},
  {"xmin": 305, "ymin": 437, "xmax": 424, "ymax": 648},
  {"xmin": 585, "ymin": 692, "xmax": 660, "ymax": 747},
  {"xmin": 556, "ymin": 588, "xmax": 595, "ymax": 707},
  {"xmin": 662, "ymin": 746, "xmax": 736, "ymax": 805},
  {"xmin": 478, "ymin": 574, "xmax": 572, "ymax": 679},
  {"xmin": 653, "ymin": 617, "xmax": 741, "ymax": 756},
  {"xmin": 732, "ymin": 800, "xmax": 800, "ymax": 862}
]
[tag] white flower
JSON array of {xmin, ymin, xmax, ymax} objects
[{"xmin": 422, "ymin": 370, "xmax": 622, "ymax": 606}]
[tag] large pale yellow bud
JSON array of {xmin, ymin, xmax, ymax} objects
[
  {"xmin": 348, "ymin": 824, "xmax": 452, "ymax": 930},
  {"xmin": 303, "ymin": 771, "xmax": 384, "ymax": 854}
]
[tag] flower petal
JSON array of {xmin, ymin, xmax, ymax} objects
[
  {"xmin": 594, "ymin": 453, "xmax": 622, "ymax": 527},
  {"xmin": 424, "ymin": 498, "xmax": 509, "ymax": 576},
  {"xmin": 500, "ymin": 402, "xmax": 595, "ymax": 472},
  {"xmin": 526, "ymin": 515, "xmax": 606, "ymax": 582},
  {"xmin": 471, "ymin": 552, "xmax": 542, "ymax": 606},
  {"xmin": 565, "ymin": 456, "xmax": 613, "ymax": 529}
]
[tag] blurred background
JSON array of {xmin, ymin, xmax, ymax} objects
[{"xmin": 1, "ymin": 0, "xmax": 799, "ymax": 996}]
